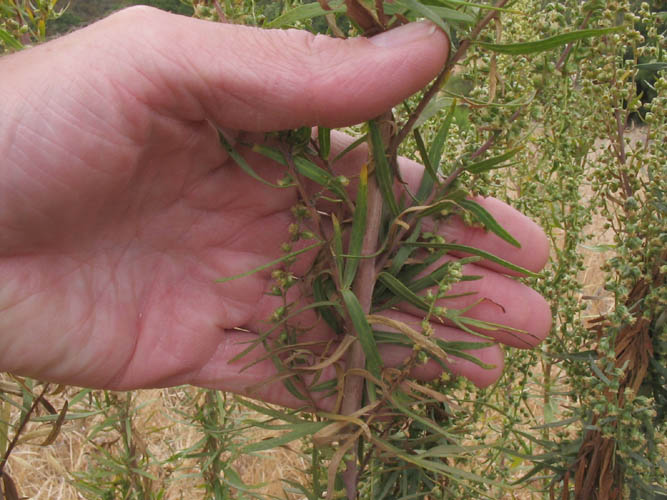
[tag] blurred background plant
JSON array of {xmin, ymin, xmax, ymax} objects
[{"xmin": 0, "ymin": 0, "xmax": 665, "ymax": 499}]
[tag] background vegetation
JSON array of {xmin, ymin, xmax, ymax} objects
[
  {"xmin": 1, "ymin": 1, "xmax": 665, "ymax": 499},
  {"xmin": 49, "ymin": 0, "xmax": 194, "ymax": 33}
]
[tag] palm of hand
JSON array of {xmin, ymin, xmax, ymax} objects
[{"xmin": 1, "ymin": 101, "xmax": 302, "ymax": 390}]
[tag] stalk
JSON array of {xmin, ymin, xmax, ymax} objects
[
  {"xmin": 340, "ymin": 112, "xmax": 393, "ymax": 499},
  {"xmin": 338, "ymin": 5, "xmax": 509, "ymax": 496}
]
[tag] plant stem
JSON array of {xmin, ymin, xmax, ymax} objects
[
  {"xmin": 340, "ymin": 113, "xmax": 392, "ymax": 499},
  {"xmin": 0, "ymin": 383, "xmax": 49, "ymax": 474}
]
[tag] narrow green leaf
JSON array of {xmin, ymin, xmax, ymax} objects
[
  {"xmin": 376, "ymin": 470, "xmax": 401, "ymax": 500},
  {"xmin": 281, "ymin": 479, "xmax": 320, "ymax": 500},
  {"xmin": 269, "ymin": 355, "xmax": 309, "ymax": 402},
  {"xmin": 637, "ymin": 61, "xmax": 667, "ymax": 71},
  {"xmin": 443, "ymin": 88, "xmax": 536, "ymax": 108},
  {"xmin": 293, "ymin": 156, "xmax": 336, "ymax": 190},
  {"xmin": 414, "ymin": 96, "xmax": 454, "ymax": 128},
  {"xmin": 0, "ymin": 28, "xmax": 23, "ymax": 50},
  {"xmin": 250, "ymin": 143, "xmax": 284, "ymax": 163},
  {"xmin": 389, "ymin": 392, "xmax": 455, "ymax": 440},
  {"xmin": 221, "ymin": 466, "xmax": 265, "ymax": 493},
  {"xmin": 391, "ymin": 0, "xmax": 472, "ymax": 28},
  {"xmin": 219, "ymin": 132, "xmax": 283, "ymax": 188},
  {"xmin": 496, "ymin": 446, "xmax": 563, "ymax": 463},
  {"xmin": 376, "ymin": 257, "xmax": 479, "ymax": 310},
  {"xmin": 308, "ymin": 378, "xmax": 338, "ymax": 393},
  {"xmin": 589, "ymin": 359, "xmax": 612, "ymax": 384},
  {"xmin": 419, "ymin": 444, "xmax": 487, "ymax": 459},
  {"xmin": 253, "ymin": 144, "xmax": 349, "ymax": 201},
  {"xmin": 341, "ymin": 289, "xmax": 382, "ymax": 378},
  {"xmin": 373, "ymin": 330, "xmax": 447, "ymax": 372},
  {"xmin": 372, "ymin": 435, "xmax": 507, "ymax": 487},
  {"xmin": 422, "ymin": 4, "xmax": 475, "ymax": 24},
  {"xmin": 373, "ymin": 329, "xmax": 411, "ymax": 346},
  {"xmin": 405, "ymin": 242, "xmax": 539, "ymax": 276},
  {"xmin": 437, "ymin": 347, "xmax": 496, "ymax": 369},
  {"xmin": 377, "ymin": 272, "xmax": 430, "ymax": 311},
  {"xmin": 530, "ymin": 416, "xmax": 581, "ymax": 430},
  {"xmin": 428, "ymin": 99, "xmax": 457, "ymax": 174},
  {"xmin": 405, "ymin": 259, "xmax": 470, "ymax": 293},
  {"xmin": 331, "ymin": 214, "xmax": 344, "ymax": 284},
  {"xmin": 236, "ymin": 398, "xmax": 307, "ymax": 424},
  {"xmin": 343, "ymin": 164, "xmax": 368, "ymax": 288},
  {"xmin": 458, "ymin": 199, "xmax": 521, "ymax": 248},
  {"xmin": 388, "ymin": 0, "xmax": 519, "ymax": 13},
  {"xmin": 368, "ymin": 120, "xmax": 400, "ymax": 217},
  {"xmin": 333, "ymin": 134, "xmax": 367, "ymax": 163},
  {"xmin": 409, "ymin": 199, "xmax": 455, "ymax": 220},
  {"xmin": 464, "ymin": 147, "xmax": 522, "ymax": 174},
  {"xmin": 478, "ymin": 26, "xmax": 623, "ymax": 55},
  {"xmin": 393, "ymin": 248, "xmax": 448, "ymax": 285},
  {"xmin": 216, "ymin": 241, "xmax": 322, "ymax": 283},
  {"xmin": 313, "ymin": 275, "xmax": 343, "ymax": 333},
  {"xmin": 387, "ymin": 221, "xmax": 423, "ymax": 276},
  {"xmin": 317, "ymin": 126, "xmax": 331, "ymax": 160},
  {"xmin": 413, "ymin": 128, "xmax": 439, "ymax": 197},
  {"xmin": 32, "ymin": 409, "xmax": 103, "ymax": 422},
  {"xmin": 265, "ymin": 0, "xmax": 345, "ymax": 28},
  {"xmin": 438, "ymin": 340, "xmax": 496, "ymax": 350},
  {"xmin": 242, "ymin": 421, "xmax": 330, "ymax": 453},
  {"xmin": 545, "ymin": 350, "xmax": 597, "ymax": 361},
  {"xmin": 426, "ymin": 0, "xmax": 520, "ymax": 13},
  {"xmin": 400, "ymin": 0, "xmax": 449, "ymax": 31}
]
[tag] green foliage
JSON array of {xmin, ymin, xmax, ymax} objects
[
  {"xmin": 0, "ymin": 0, "xmax": 62, "ymax": 51},
  {"xmin": 0, "ymin": 0, "xmax": 664, "ymax": 499}
]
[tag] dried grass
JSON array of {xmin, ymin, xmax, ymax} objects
[{"xmin": 2, "ymin": 386, "xmax": 312, "ymax": 499}]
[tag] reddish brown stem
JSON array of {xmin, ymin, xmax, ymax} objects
[
  {"xmin": 340, "ymin": 112, "xmax": 393, "ymax": 499},
  {"xmin": 340, "ymin": 176, "xmax": 383, "ymax": 420}
]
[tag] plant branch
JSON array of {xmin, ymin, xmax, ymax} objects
[
  {"xmin": 0, "ymin": 383, "xmax": 49, "ymax": 475},
  {"xmin": 340, "ymin": 112, "xmax": 393, "ymax": 499},
  {"xmin": 389, "ymin": 0, "xmax": 509, "ymax": 159}
]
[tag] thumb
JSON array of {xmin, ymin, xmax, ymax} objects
[{"xmin": 104, "ymin": 7, "xmax": 450, "ymax": 131}]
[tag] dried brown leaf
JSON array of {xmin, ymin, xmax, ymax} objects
[
  {"xmin": 367, "ymin": 315, "xmax": 448, "ymax": 362},
  {"xmin": 298, "ymin": 335, "xmax": 357, "ymax": 371},
  {"xmin": 344, "ymin": 0, "xmax": 383, "ymax": 33},
  {"xmin": 40, "ymin": 400, "xmax": 68, "ymax": 446},
  {"xmin": 1, "ymin": 472, "xmax": 19, "ymax": 500}
]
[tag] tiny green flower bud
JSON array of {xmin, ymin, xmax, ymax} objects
[
  {"xmin": 335, "ymin": 175, "xmax": 350, "ymax": 187},
  {"xmin": 271, "ymin": 306, "xmax": 287, "ymax": 323}
]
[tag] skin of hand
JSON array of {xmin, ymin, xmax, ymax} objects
[{"xmin": 0, "ymin": 6, "xmax": 551, "ymax": 408}]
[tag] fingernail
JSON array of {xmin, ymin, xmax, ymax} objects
[{"xmin": 369, "ymin": 21, "xmax": 437, "ymax": 48}]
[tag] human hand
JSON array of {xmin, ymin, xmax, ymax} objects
[{"xmin": 0, "ymin": 7, "xmax": 550, "ymax": 407}]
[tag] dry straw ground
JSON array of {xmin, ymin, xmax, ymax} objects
[{"xmin": 1, "ymin": 129, "xmax": 648, "ymax": 499}]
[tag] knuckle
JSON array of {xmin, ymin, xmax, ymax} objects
[{"xmin": 111, "ymin": 5, "xmax": 162, "ymax": 21}]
